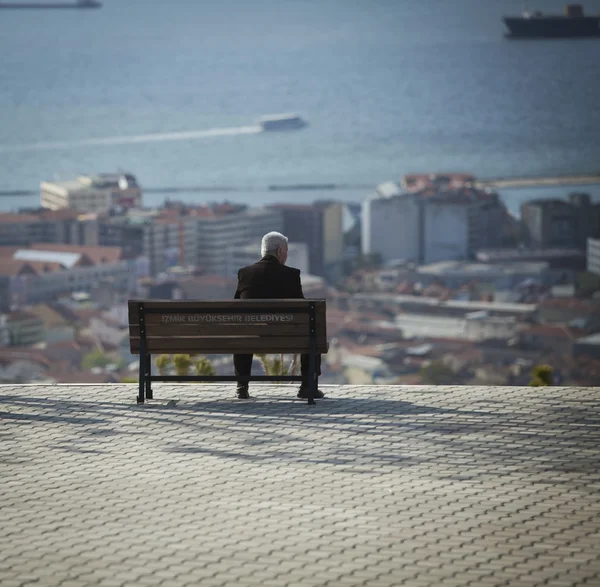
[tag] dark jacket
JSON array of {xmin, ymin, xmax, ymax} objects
[{"xmin": 234, "ymin": 255, "xmax": 304, "ymax": 299}]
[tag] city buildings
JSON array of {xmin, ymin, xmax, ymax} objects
[
  {"xmin": 520, "ymin": 193, "xmax": 600, "ymax": 249},
  {"xmin": 40, "ymin": 173, "xmax": 142, "ymax": 212},
  {"xmin": 476, "ymin": 248, "xmax": 586, "ymax": 272},
  {"xmin": 6, "ymin": 311, "xmax": 45, "ymax": 346},
  {"xmin": 183, "ymin": 205, "xmax": 285, "ymax": 277},
  {"xmin": 269, "ymin": 202, "xmax": 344, "ymax": 280},
  {"xmin": 0, "ymin": 244, "xmax": 131, "ymax": 305},
  {"xmin": 362, "ymin": 173, "xmax": 508, "ymax": 265},
  {"xmin": 0, "ymin": 209, "xmax": 99, "ymax": 247}
]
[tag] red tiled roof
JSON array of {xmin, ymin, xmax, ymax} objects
[
  {"xmin": 7, "ymin": 310, "xmax": 40, "ymax": 321},
  {"xmin": 269, "ymin": 203, "xmax": 314, "ymax": 210},
  {"xmin": 0, "ymin": 247, "xmax": 21, "ymax": 259},
  {"xmin": 22, "ymin": 261, "xmax": 67, "ymax": 273},
  {"xmin": 0, "ymin": 213, "xmax": 38, "ymax": 223},
  {"xmin": 524, "ymin": 324, "xmax": 584, "ymax": 339},
  {"xmin": 541, "ymin": 298, "xmax": 600, "ymax": 311},
  {"xmin": 39, "ymin": 209, "xmax": 81, "ymax": 221},
  {"xmin": 0, "ymin": 259, "xmax": 37, "ymax": 277},
  {"xmin": 0, "ymin": 348, "xmax": 51, "ymax": 368}
]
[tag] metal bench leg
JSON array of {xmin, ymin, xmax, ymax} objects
[
  {"xmin": 137, "ymin": 354, "xmax": 145, "ymax": 404},
  {"xmin": 308, "ymin": 301, "xmax": 317, "ymax": 405},
  {"xmin": 145, "ymin": 354, "xmax": 153, "ymax": 399},
  {"xmin": 308, "ymin": 350, "xmax": 316, "ymax": 405},
  {"xmin": 137, "ymin": 302, "xmax": 147, "ymax": 404}
]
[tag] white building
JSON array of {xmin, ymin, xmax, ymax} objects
[
  {"xmin": 415, "ymin": 260, "xmax": 551, "ymax": 290},
  {"xmin": 362, "ymin": 182, "xmax": 420, "ymax": 264},
  {"xmin": 389, "ymin": 311, "xmax": 519, "ymax": 342},
  {"xmin": 362, "ymin": 175, "xmax": 506, "ymax": 265},
  {"xmin": 464, "ymin": 311, "xmax": 519, "ymax": 342},
  {"xmin": 587, "ymin": 238, "xmax": 600, "ymax": 276},
  {"xmin": 41, "ymin": 173, "xmax": 142, "ymax": 212}
]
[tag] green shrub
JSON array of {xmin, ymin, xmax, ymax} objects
[
  {"xmin": 173, "ymin": 354, "xmax": 192, "ymax": 376},
  {"xmin": 155, "ymin": 354, "xmax": 171, "ymax": 375},
  {"xmin": 122, "ymin": 376, "xmax": 137, "ymax": 383},
  {"xmin": 419, "ymin": 361, "xmax": 456, "ymax": 385},
  {"xmin": 257, "ymin": 353, "xmax": 289, "ymax": 382},
  {"xmin": 531, "ymin": 364, "xmax": 553, "ymax": 386},
  {"xmin": 194, "ymin": 356, "xmax": 216, "ymax": 377},
  {"xmin": 81, "ymin": 349, "xmax": 112, "ymax": 370}
]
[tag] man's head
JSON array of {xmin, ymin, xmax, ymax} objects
[{"xmin": 261, "ymin": 231, "xmax": 288, "ymax": 264}]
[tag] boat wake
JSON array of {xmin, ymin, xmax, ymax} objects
[{"xmin": 0, "ymin": 125, "xmax": 263, "ymax": 152}]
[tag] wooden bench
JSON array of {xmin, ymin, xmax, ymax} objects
[{"xmin": 128, "ymin": 299, "xmax": 328, "ymax": 404}]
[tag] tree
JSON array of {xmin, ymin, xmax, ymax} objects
[
  {"xmin": 81, "ymin": 349, "xmax": 112, "ymax": 370},
  {"xmin": 420, "ymin": 361, "xmax": 456, "ymax": 385},
  {"xmin": 530, "ymin": 364, "xmax": 553, "ymax": 387},
  {"xmin": 155, "ymin": 354, "xmax": 172, "ymax": 376},
  {"xmin": 194, "ymin": 356, "xmax": 216, "ymax": 376},
  {"xmin": 173, "ymin": 354, "xmax": 192, "ymax": 376}
]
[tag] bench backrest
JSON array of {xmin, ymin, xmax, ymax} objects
[{"xmin": 128, "ymin": 299, "xmax": 328, "ymax": 355}]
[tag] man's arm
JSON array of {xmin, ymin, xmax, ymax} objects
[
  {"xmin": 293, "ymin": 269, "xmax": 304, "ymax": 299},
  {"xmin": 233, "ymin": 270, "xmax": 242, "ymax": 299}
]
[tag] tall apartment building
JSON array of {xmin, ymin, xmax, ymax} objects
[
  {"xmin": 521, "ymin": 193, "xmax": 600, "ymax": 249},
  {"xmin": 269, "ymin": 202, "xmax": 344, "ymax": 280},
  {"xmin": 588, "ymin": 238, "xmax": 600, "ymax": 276},
  {"xmin": 41, "ymin": 173, "xmax": 142, "ymax": 212},
  {"xmin": 182, "ymin": 205, "xmax": 284, "ymax": 277},
  {"xmin": 362, "ymin": 174, "xmax": 507, "ymax": 265},
  {"xmin": 96, "ymin": 210, "xmax": 183, "ymax": 276},
  {"xmin": 0, "ymin": 210, "xmax": 99, "ymax": 247}
]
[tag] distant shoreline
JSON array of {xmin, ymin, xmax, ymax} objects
[
  {"xmin": 476, "ymin": 174, "xmax": 600, "ymax": 190},
  {"xmin": 2, "ymin": 174, "xmax": 600, "ymax": 198}
]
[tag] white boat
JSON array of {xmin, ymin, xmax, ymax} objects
[{"xmin": 258, "ymin": 114, "xmax": 308, "ymax": 131}]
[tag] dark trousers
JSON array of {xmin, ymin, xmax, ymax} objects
[{"xmin": 234, "ymin": 353, "xmax": 321, "ymax": 388}]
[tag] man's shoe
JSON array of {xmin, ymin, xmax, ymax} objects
[
  {"xmin": 297, "ymin": 387, "xmax": 325, "ymax": 399},
  {"xmin": 236, "ymin": 386, "xmax": 250, "ymax": 399}
]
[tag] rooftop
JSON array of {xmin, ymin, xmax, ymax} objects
[
  {"xmin": 13, "ymin": 249, "xmax": 82, "ymax": 269},
  {"xmin": 575, "ymin": 332, "xmax": 600, "ymax": 346},
  {"xmin": 476, "ymin": 248, "xmax": 586, "ymax": 262},
  {"xmin": 1, "ymin": 383, "xmax": 598, "ymax": 586},
  {"xmin": 41, "ymin": 173, "xmax": 140, "ymax": 193},
  {"xmin": 351, "ymin": 292, "xmax": 538, "ymax": 314},
  {"xmin": 418, "ymin": 260, "xmax": 549, "ymax": 276},
  {"xmin": 401, "ymin": 172, "xmax": 476, "ymax": 192}
]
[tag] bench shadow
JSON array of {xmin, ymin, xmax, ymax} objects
[{"xmin": 1, "ymin": 391, "xmax": 599, "ymax": 482}]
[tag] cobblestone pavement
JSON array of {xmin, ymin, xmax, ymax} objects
[{"xmin": 1, "ymin": 384, "xmax": 599, "ymax": 587}]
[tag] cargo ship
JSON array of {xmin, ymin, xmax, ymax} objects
[
  {"xmin": 0, "ymin": 0, "xmax": 101, "ymax": 8},
  {"xmin": 504, "ymin": 3, "xmax": 600, "ymax": 38}
]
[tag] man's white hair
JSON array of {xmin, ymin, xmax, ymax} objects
[{"xmin": 261, "ymin": 231, "xmax": 288, "ymax": 257}]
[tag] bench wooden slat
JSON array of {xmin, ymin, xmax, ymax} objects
[
  {"xmin": 129, "ymin": 336, "xmax": 328, "ymax": 354},
  {"xmin": 129, "ymin": 322, "xmax": 318, "ymax": 337}
]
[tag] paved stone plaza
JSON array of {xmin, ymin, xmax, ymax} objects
[{"xmin": 1, "ymin": 383, "xmax": 599, "ymax": 587}]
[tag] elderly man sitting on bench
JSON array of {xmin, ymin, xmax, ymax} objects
[{"xmin": 233, "ymin": 231, "xmax": 325, "ymax": 400}]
